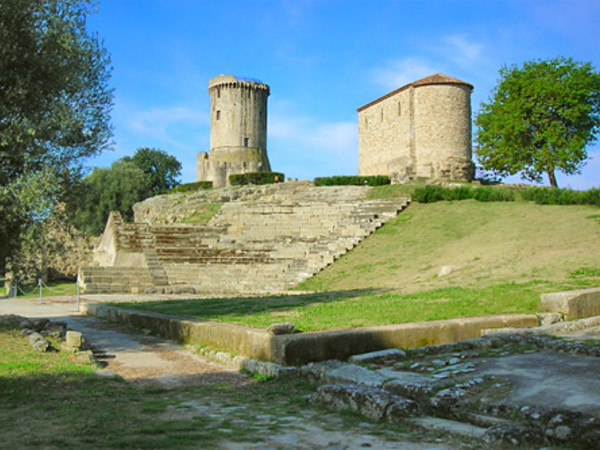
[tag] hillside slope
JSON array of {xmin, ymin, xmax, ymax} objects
[{"xmin": 299, "ymin": 200, "xmax": 600, "ymax": 293}]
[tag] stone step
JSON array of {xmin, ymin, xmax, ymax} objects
[{"xmin": 85, "ymin": 189, "xmax": 410, "ymax": 294}]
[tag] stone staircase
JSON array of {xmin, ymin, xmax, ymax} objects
[{"xmin": 79, "ymin": 184, "xmax": 409, "ymax": 294}]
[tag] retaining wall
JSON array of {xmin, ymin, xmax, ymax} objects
[{"xmin": 81, "ymin": 302, "xmax": 538, "ymax": 365}]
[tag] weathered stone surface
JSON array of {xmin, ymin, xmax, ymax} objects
[
  {"xmin": 482, "ymin": 424, "xmax": 544, "ymax": 446},
  {"xmin": 348, "ymin": 348, "xmax": 407, "ymax": 365},
  {"xmin": 65, "ymin": 330, "xmax": 83, "ymax": 349},
  {"xmin": 536, "ymin": 312, "xmax": 563, "ymax": 326},
  {"xmin": 82, "ymin": 303, "xmax": 542, "ymax": 365},
  {"xmin": 409, "ymin": 416, "xmax": 487, "ymax": 439},
  {"xmin": 83, "ymin": 184, "xmax": 409, "ymax": 295},
  {"xmin": 429, "ymin": 387, "xmax": 468, "ymax": 416},
  {"xmin": 358, "ymin": 74, "xmax": 474, "ymax": 183},
  {"xmin": 28, "ymin": 331, "xmax": 49, "ymax": 352},
  {"xmin": 267, "ymin": 322, "xmax": 295, "ymax": 335},
  {"xmin": 41, "ymin": 321, "xmax": 67, "ymax": 338},
  {"xmin": 314, "ymin": 384, "xmax": 403, "ymax": 420},
  {"xmin": 324, "ymin": 364, "xmax": 388, "ymax": 388},
  {"xmin": 31, "ymin": 318, "xmax": 50, "ymax": 332},
  {"xmin": 301, "ymin": 360, "xmax": 345, "ymax": 384},
  {"xmin": 243, "ymin": 359, "xmax": 299, "ymax": 379},
  {"xmin": 385, "ymin": 398, "xmax": 419, "ymax": 422},
  {"xmin": 540, "ymin": 287, "xmax": 600, "ymax": 320},
  {"xmin": 382, "ymin": 373, "xmax": 443, "ymax": 402}
]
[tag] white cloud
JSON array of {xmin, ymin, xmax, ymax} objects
[
  {"xmin": 372, "ymin": 57, "xmax": 441, "ymax": 91},
  {"xmin": 127, "ymin": 106, "xmax": 208, "ymax": 143},
  {"xmin": 270, "ymin": 116, "xmax": 356, "ymax": 156},
  {"xmin": 441, "ymin": 34, "xmax": 484, "ymax": 66},
  {"xmin": 268, "ymin": 107, "xmax": 358, "ymax": 178}
]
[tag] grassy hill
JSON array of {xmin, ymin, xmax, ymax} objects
[
  {"xmin": 299, "ymin": 199, "xmax": 600, "ymax": 294},
  {"xmin": 121, "ymin": 192, "xmax": 600, "ymax": 331}
]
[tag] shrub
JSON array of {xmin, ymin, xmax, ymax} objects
[
  {"xmin": 471, "ymin": 186, "xmax": 515, "ymax": 202},
  {"xmin": 313, "ymin": 175, "xmax": 391, "ymax": 186},
  {"xmin": 167, "ymin": 181, "xmax": 213, "ymax": 194},
  {"xmin": 229, "ymin": 172, "xmax": 285, "ymax": 186},
  {"xmin": 520, "ymin": 187, "xmax": 600, "ymax": 206},
  {"xmin": 412, "ymin": 185, "xmax": 516, "ymax": 203},
  {"xmin": 412, "ymin": 185, "xmax": 446, "ymax": 203}
]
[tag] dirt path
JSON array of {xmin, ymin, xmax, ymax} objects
[{"xmin": 0, "ymin": 297, "xmax": 245, "ymax": 386}]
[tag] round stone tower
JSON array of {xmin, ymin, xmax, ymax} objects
[
  {"xmin": 197, "ymin": 75, "xmax": 271, "ymax": 187},
  {"xmin": 412, "ymin": 75, "xmax": 473, "ymax": 181}
]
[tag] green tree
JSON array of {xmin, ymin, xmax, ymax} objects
[
  {"xmin": 475, "ymin": 57, "xmax": 600, "ymax": 187},
  {"xmin": 0, "ymin": 0, "xmax": 113, "ymax": 270},
  {"xmin": 71, "ymin": 160, "xmax": 151, "ymax": 235},
  {"xmin": 0, "ymin": 0, "xmax": 113, "ymax": 185},
  {"xmin": 124, "ymin": 147, "xmax": 182, "ymax": 195},
  {"xmin": 0, "ymin": 168, "xmax": 61, "ymax": 282}
]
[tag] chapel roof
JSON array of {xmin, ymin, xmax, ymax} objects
[{"xmin": 357, "ymin": 73, "xmax": 473, "ymax": 112}]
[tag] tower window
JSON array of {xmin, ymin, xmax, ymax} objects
[
  {"xmin": 244, "ymin": 137, "xmax": 249, "ymax": 147},
  {"xmin": 216, "ymin": 110, "xmax": 221, "ymax": 120},
  {"xmin": 398, "ymin": 102, "xmax": 402, "ymax": 116}
]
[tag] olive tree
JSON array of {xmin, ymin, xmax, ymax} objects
[{"xmin": 0, "ymin": 0, "xmax": 113, "ymax": 270}]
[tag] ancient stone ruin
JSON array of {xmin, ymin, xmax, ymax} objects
[
  {"xmin": 357, "ymin": 73, "xmax": 475, "ymax": 183},
  {"xmin": 80, "ymin": 73, "xmax": 481, "ymax": 294},
  {"xmin": 78, "ymin": 183, "xmax": 409, "ymax": 294},
  {"xmin": 196, "ymin": 75, "xmax": 272, "ymax": 188}
]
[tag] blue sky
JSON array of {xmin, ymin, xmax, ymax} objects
[{"xmin": 86, "ymin": 0, "xmax": 600, "ymax": 189}]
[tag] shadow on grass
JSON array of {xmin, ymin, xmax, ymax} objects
[
  {"xmin": 107, "ymin": 288, "xmax": 390, "ymax": 322},
  {"xmin": 0, "ymin": 370, "xmax": 239, "ymax": 448}
]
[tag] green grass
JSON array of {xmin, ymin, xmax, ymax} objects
[
  {"xmin": 367, "ymin": 183, "xmax": 420, "ymax": 199},
  {"xmin": 180, "ymin": 203, "xmax": 222, "ymax": 224},
  {"xmin": 0, "ymin": 321, "xmax": 320, "ymax": 448},
  {"xmin": 110, "ymin": 199, "xmax": 600, "ymax": 332},
  {"xmin": 111, "ymin": 279, "xmax": 598, "ymax": 332},
  {"xmin": 8, "ymin": 281, "xmax": 77, "ymax": 298},
  {"xmin": 3, "ymin": 320, "xmax": 438, "ymax": 448},
  {"xmin": 300, "ymin": 201, "xmax": 600, "ymax": 293}
]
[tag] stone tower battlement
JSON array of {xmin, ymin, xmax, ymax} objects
[
  {"xmin": 197, "ymin": 75, "xmax": 271, "ymax": 187},
  {"xmin": 358, "ymin": 73, "xmax": 474, "ymax": 183}
]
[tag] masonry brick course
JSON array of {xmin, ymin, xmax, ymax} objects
[{"xmin": 358, "ymin": 73, "xmax": 474, "ymax": 183}]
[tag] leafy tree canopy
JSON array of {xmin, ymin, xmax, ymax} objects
[
  {"xmin": 0, "ymin": 0, "xmax": 113, "ymax": 271},
  {"xmin": 475, "ymin": 57, "xmax": 600, "ymax": 187},
  {"xmin": 0, "ymin": 0, "xmax": 113, "ymax": 186},
  {"xmin": 123, "ymin": 147, "xmax": 182, "ymax": 195},
  {"xmin": 71, "ymin": 160, "xmax": 150, "ymax": 235}
]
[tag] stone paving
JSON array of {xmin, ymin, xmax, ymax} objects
[{"xmin": 307, "ymin": 329, "xmax": 600, "ymax": 448}]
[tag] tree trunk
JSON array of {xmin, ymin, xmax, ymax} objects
[{"xmin": 547, "ymin": 169, "xmax": 558, "ymax": 188}]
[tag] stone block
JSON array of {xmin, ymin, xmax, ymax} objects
[
  {"xmin": 540, "ymin": 287, "xmax": 600, "ymax": 320},
  {"xmin": 349, "ymin": 348, "xmax": 407, "ymax": 365},
  {"xmin": 66, "ymin": 330, "xmax": 83, "ymax": 349}
]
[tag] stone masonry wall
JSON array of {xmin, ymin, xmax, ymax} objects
[
  {"xmin": 81, "ymin": 184, "xmax": 410, "ymax": 294},
  {"xmin": 358, "ymin": 74, "xmax": 474, "ymax": 183},
  {"xmin": 413, "ymin": 84, "xmax": 473, "ymax": 181},
  {"xmin": 197, "ymin": 75, "xmax": 271, "ymax": 188}
]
